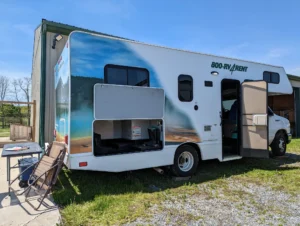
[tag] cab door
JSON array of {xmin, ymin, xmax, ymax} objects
[{"xmin": 241, "ymin": 81, "xmax": 269, "ymax": 158}]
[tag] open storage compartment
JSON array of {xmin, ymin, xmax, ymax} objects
[
  {"xmin": 93, "ymin": 119, "xmax": 163, "ymax": 156},
  {"xmin": 93, "ymin": 84, "xmax": 165, "ymax": 156}
]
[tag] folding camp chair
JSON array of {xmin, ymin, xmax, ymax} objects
[{"xmin": 10, "ymin": 141, "xmax": 66, "ymax": 210}]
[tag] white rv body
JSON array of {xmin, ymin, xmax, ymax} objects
[{"xmin": 54, "ymin": 31, "xmax": 292, "ymax": 174}]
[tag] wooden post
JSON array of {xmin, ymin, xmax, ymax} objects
[{"xmin": 32, "ymin": 100, "xmax": 36, "ymax": 142}]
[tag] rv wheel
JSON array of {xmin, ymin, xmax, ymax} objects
[
  {"xmin": 171, "ymin": 145, "xmax": 199, "ymax": 177},
  {"xmin": 271, "ymin": 132, "xmax": 287, "ymax": 156}
]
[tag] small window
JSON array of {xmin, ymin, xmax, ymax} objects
[
  {"xmin": 263, "ymin": 71, "xmax": 280, "ymax": 84},
  {"xmin": 205, "ymin": 81, "xmax": 213, "ymax": 87},
  {"xmin": 178, "ymin": 75, "xmax": 193, "ymax": 102},
  {"xmin": 105, "ymin": 65, "xmax": 149, "ymax": 86}
]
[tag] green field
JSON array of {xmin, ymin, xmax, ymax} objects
[
  {"xmin": 53, "ymin": 140, "xmax": 300, "ymax": 226},
  {"xmin": 0, "ymin": 127, "xmax": 10, "ymax": 137}
]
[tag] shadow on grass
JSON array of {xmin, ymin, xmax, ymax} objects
[{"xmin": 53, "ymin": 152, "xmax": 300, "ymax": 206}]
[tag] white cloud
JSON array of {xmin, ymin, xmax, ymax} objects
[
  {"xmin": 251, "ymin": 47, "xmax": 292, "ymax": 65},
  {"xmin": 266, "ymin": 48, "xmax": 290, "ymax": 58},
  {"xmin": 288, "ymin": 67, "xmax": 300, "ymax": 76},
  {"xmin": 0, "ymin": 2, "xmax": 36, "ymax": 14},
  {"xmin": 0, "ymin": 69, "xmax": 30, "ymax": 79},
  {"xmin": 72, "ymin": 0, "xmax": 136, "ymax": 19},
  {"xmin": 218, "ymin": 42, "xmax": 250, "ymax": 58},
  {"xmin": 0, "ymin": 61, "xmax": 30, "ymax": 79},
  {"xmin": 13, "ymin": 24, "xmax": 34, "ymax": 36},
  {"xmin": 1, "ymin": 50, "xmax": 31, "ymax": 57}
]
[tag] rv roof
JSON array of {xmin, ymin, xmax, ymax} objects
[
  {"xmin": 72, "ymin": 31, "xmax": 284, "ymax": 69},
  {"xmin": 39, "ymin": 19, "xmax": 284, "ymax": 69},
  {"xmin": 38, "ymin": 19, "xmax": 132, "ymax": 40}
]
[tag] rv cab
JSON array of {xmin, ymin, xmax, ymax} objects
[{"xmin": 268, "ymin": 107, "xmax": 292, "ymax": 154}]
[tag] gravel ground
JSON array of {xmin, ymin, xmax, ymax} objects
[{"xmin": 125, "ymin": 179, "xmax": 300, "ymax": 226}]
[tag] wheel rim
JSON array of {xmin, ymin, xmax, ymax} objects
[
  {"xmin": 278, "ymin": 138, "xmax": 286, "ymax": 152},
  {"xmin": 178, "ymin": 151, "xmax": 194, "ymax": 172}
]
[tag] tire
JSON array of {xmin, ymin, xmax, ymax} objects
[
  {"xmin": 19, "ymin": 180, "xmax": 28, "ymax": 188},
  {"xmin": 271, "ymin": 132, "xmax": 287, "ymax": 156},
  {"xmin": 171, "ymin": 145, "xmax": 199, "ymax": 177}
]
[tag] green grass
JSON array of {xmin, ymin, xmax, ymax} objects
[
  {"xmin": 53, "ymin": 139, "xmax": 300, "ymax": 226},
  {"xmin": 0, "ymin": 127, "xmax": 10, "ymax": 137}
]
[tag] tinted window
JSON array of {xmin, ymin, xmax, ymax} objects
[
  {"xmin": 128, "ymin": 68, "xmax": 148, "ymax": 86},
  {"xmin": 105, "ymin": 65, "xmax": 149, "ymax": 87},
  {"xmin": 263, "ymin": 71, "xmax": 280, "ymax": 84},
  {"xmin": 271, "ymin": 73, "xmax": 280, "ymax": 84},
  {"xmin": 106, "ymin": 67, "xmax": 127, "ymax": 85},
  {"xmin": 178, "ymin": 75, "xmax": 193, "ymax": 102},
  {"xmin": 263, "ymin": 72, "xmax": 271, "ymax": 82},
  {"xmin": 268, "ymin": 107, "xmax": 274, "ymax": 116}
]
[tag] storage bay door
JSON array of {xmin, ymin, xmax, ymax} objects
[{"xmin": 94, "ymin": 84, "xmax": 164, "ymax": 120}]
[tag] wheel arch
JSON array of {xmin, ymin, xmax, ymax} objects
[
  {"xmin": 272, "ymin": 129, "xmax": 288, "ymax": 143},
  {"xmin": 174, "ymin": 142, "xmax": 202, "ymax": 162}
]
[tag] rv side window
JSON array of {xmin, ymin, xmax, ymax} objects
[
  {"xmin": 128, "ymin": 68, "xmax": 148, "ymax": 86},
  {"xmin": 105, "ymin": 65, "xmax": 149, "ymax": 86},
  {"xmin": 106, "ymin": 67, "xmax": 127, "ymax": 85},
  {"xmin": 263, "ymin": 71, "xmax": 280, "ymax": 84},
  {"xmin": 178, "ymin": 74, "xmax": 193, "ymax": 102}
]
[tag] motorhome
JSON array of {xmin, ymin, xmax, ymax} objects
[{"xmin": 54, "ymin": 31, "xmax": 292, "ymax": 176}]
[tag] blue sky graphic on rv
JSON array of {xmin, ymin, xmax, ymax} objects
[
  {"xmin": 55, "ymin": 42, "xmax": 70, "ymax": 142},
  {"xmin": 69, "ymin": 32, "xmax": 200, "ymax": 144}
]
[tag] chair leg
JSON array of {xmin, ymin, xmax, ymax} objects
[
  {"xmin": 35, "ymin": 189, "xmax": 50, "ymax": 210},
  {"xmin": 25, "ymin": 186, "xmax": 32, "ymax": 200}
]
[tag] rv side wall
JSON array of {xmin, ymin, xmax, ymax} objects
[{"xmin": 56, "ymin": 31, "xmax": 292, "ymax": 172}]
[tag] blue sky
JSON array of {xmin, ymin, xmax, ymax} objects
[{"xmin": 0, "ymin": 0, "xmax": 300, "ymax": 79}]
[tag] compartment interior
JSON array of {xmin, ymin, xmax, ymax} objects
[{"xmin": 93, "ymin": 119, "xmax": 163, "ymax": 156}]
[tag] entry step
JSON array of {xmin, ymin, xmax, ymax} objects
[{"xmin": 222, "ymin": 155, "xmax": 242, "ymax": 162}]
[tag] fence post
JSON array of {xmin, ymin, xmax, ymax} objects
[{"xmin": 33, "ymin": 100, "xmax": 36, "ymax": 142}]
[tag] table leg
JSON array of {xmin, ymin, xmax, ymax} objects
[
  {"xmin": 6, "ymin": 157, "xmax": 9, "ymax": 182},
  {"xmin": 7, "ymin": 157, "xmax": 10, "ymax": 196}
]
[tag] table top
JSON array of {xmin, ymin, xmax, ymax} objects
[{"xmin": 1, "ymin": 142, "xmax": 43, "ymax": 157}]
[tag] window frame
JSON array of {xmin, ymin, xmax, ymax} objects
[
  {"xmin": 178, "ymin": 74, "xmax": 193, "ymax": 102},
  {"xmin": 104, "ymin": 64, "xmax": 150, "ymax": 87},
  {"xmin": 263, "ymin": 71, "xmax": 280, "ymax": 84}
]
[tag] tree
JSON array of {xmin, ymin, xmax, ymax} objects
[
  {"xmin": 18, "ymin": 77, "xmax": 31, "ymax": 126},
  {"xmin": 11, "ymin": 77, "xmax": 31, "ymax": 126},
  {"xmin": 0, "ymin": 75, "xmax": 9, "ymax": 101},
  {"xmin": 0, "ymin": 75, "xmax": 9, "ymax": 128}
]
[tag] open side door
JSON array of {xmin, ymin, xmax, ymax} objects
[{"xmin": 241, "ymin": 81, "xmax": 269, "ymax": 158}]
